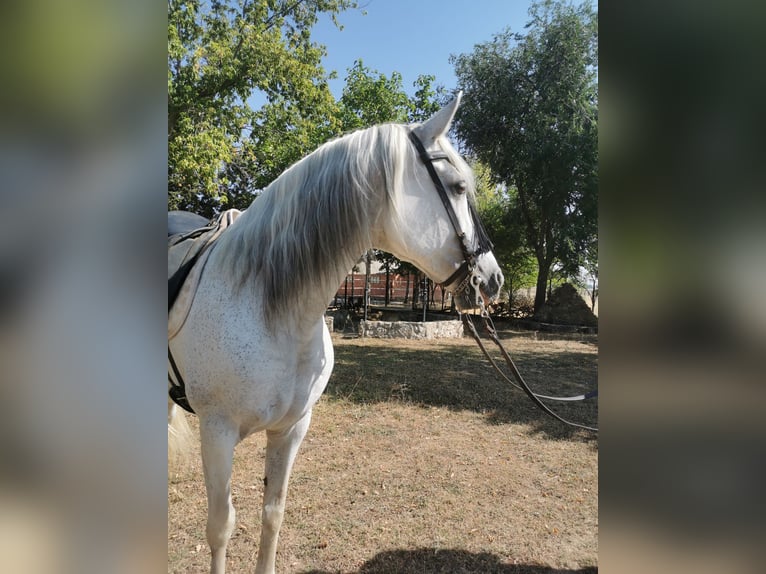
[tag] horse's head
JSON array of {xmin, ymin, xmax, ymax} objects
[{"xmin": 377, "ymin": 93, "xmax": 504, "ymax": 311}]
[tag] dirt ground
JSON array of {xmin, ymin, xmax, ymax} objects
[{"xmin": 169, "ymin": 331, "xmax": 598, "ymax": 573}]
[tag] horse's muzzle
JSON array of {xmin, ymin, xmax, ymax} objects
[{"xmin": 452, "ymin": 269, "xmax": 503, "ymax": 311}]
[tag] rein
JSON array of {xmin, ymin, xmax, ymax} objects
[
  {"xmin": 408, "ymin": 130, "xmax": 597, "ymax": 433},
  {"xmin": 462, "ymin": 309, "xmax": 598, "ymax": 433}
]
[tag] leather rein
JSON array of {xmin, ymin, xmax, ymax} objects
[
  {"xmin": 409, "ymin": 130, "xmax": 598, "ymax": 433},
  {"xmin": 462, "ymin": 310, "xmax": 598, "ymax": 432}
]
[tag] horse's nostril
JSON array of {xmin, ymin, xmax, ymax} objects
[{"xmin": 486, "ymin": 272, "xmax": 502, "ymax": 293}]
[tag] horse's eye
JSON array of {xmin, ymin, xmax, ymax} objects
[{"xmin": 453, "ymin": 180, "xmax": 467, "ymax": 195}]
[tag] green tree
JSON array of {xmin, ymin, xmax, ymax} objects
[
  {"xmin": 243, "ymin": 94, "xmax": 342, "ymax": 199},
  {"xmin": 168, "ymin": 0, "xmax": 355, "ymax": 215},
  {"xmin": 408, "ymin": 74, "xmax": 447, "ymax": 122},
  {"xmin": 451, "ymin": 0, "xmax": 598, "ymax": 313},
  {"xmin": 338, "ymin": 60, "xmax": 410, "ymax": 130},
  {"xmin": 339, "ymin": 60, "xmax": 447, "ymax": 129},
  {"xmin": 471, "ymin": 159, "xmax": 537, "ymax": 303}
]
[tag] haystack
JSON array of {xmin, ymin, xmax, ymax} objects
[{"xmin": 535, "ymin": 283, "xmax": 597, "ymax": 326}]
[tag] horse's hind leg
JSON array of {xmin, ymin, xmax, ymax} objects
[
  {"xmin": 255, "ymin": 411, "xmax": 313, "ymax": 574},
  {"xmin": 199, "ymin": 417, "xmax": 239, "ymax": 574}
]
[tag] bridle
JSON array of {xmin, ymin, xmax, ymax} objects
[
  {"xmin": 409, "ymin": 129, "xmax": 598, "ymax": 433},
  {"xmin": 408, "ymin": 130, "xmax": 493, "ymax": 302}
]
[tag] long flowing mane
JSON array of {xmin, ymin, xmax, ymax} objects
[{"xmin": 215, "ymin": 123, "xmax": 411, "ymax": 326}]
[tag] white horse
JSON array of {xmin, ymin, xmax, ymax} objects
[{"xmin": 168, "ymin": 94, "xmax": 504, "ymax": 574}]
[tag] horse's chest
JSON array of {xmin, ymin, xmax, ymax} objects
[
  {"xmin": 182, "ymin": 283, "xmax": 334, "ymax": 428},
  {"xmin": 233, "ymin": 336, "xmax": 334, "ymax": 430}
]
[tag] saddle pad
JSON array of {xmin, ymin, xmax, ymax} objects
[{"xmin": 168, "ymin": 208, "xmax": 241, "ymax": 340}]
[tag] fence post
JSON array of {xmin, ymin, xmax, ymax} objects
[{"xmin": 364, "ymin": 251, "xmax": 371, "ymax": 320}]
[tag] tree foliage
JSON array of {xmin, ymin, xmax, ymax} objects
[
  {"xmin": 471, "ymin": 160, "xmax": 537, "ymax": 297},
  {"xmin": 168, "ymin": 0, "xmax": 355, "ymax": 215},
  {"xmin": 338, "ymin": 60, "xmax": 410, "ymax": 129},
  {"xmin": 338, "ymin": 60, "xmax": 446, "ymax": 130},
  {"xmin": 451, "ymin": 0, "xmax": 598, "ymax": 313}
]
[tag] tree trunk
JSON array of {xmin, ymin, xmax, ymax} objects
[
  {"xmin": 507, "ymin": 277, "xmax": 513, "ymax": 315},
  {"xmin": 534, "ymin": 264, "xmax": 549, "ymax": 316},
  {"xmin": 344, "ymin": 276, "xmax": 348, "ymax": 307},
  {"xmin": 384, "ymin": 261, "xmax": 390, "ymax": 306},
  {"xmin": 590, "ymin": 282, "xmax": 597, "ymax": 312},
  {"xmin": 364, "ymin": 251, "xmax": 371, "ymax": 320},
  {"xmin": 404, "ymin": 272, "xmax": 410, "ymax": 304}
]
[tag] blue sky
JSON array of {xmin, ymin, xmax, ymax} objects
[
  {"xmin": 247, "ymin": 0, "xmax": 540, "ymax": 108},
  {"xmin": 312, "ymin": 0, "xmax": 536, "ymax": 98}
]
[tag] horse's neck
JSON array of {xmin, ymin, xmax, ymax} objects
[
  {"xmin": 214, "ymin": 138, "xmax": 393, "ymax": 333},
  {"xmin": 224, "ymin": 214, "xmax": 372, "ymax": 334},
  {"xmin": 297, "ymin": 247, "xmax": 368, "ymax": 331}
]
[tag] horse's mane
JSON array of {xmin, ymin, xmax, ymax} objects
[{"xmin": 215, "ymin": 123, "xmax": 411, "ymax": 326}]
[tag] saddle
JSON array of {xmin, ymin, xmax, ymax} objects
[
  {"xmin": 168, "ymin": 209, "xmax": 241, "ymax": 338},
  {"xmin": 168, "ymin": 209, "xmax": 242, "ymax": 413}
]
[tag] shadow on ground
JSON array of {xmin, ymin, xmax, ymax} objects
[
  {"xmin": 328, "ymin": 338, "xmax": 598, "ymax": 441},
  {"xmin": 300, "ymin": 547, "xmax": 596, "ymax": 573}
]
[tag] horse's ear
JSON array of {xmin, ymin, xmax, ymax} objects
[{"xmin": 413, "ymin": 91, "xmax": 462, "ymax": 143}]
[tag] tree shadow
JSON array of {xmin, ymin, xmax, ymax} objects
[
  {"xmin": 328, "ymin": 339, "xmax": 598, "ymax": 442},
  {"xmin": 301, "ymin": 547, "xmax": 596, "ymax": 573}
]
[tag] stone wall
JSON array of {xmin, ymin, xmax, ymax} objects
[{"xmin": 358, "ymin": 319, "xmax": 463, "ymax": 339}]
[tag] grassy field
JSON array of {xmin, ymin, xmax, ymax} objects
[{"xmin": 169, "ymin": 327, "xmax": 598, "ymax": 573}]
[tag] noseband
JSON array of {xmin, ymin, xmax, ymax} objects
[{"xmin": 408, "ymin": 130, "xmax": 493, "ymax": 296}]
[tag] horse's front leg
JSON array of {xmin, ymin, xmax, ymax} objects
[
  {"xmin": 255, "ymin": 411, "xmax": 313, "ymax": 574},
  {"xmin": 199, "ymin": 416, "xmax": 239, "ymax": 574}
]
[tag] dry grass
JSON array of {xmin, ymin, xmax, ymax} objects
[{"xmin": 169, "ymin": 329, "xmax": 598, "ymax": 573}]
